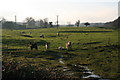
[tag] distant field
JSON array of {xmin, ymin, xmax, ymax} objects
[{"xmin": 2, "ymin": 27, "xmax": 119, "ymax": 79}]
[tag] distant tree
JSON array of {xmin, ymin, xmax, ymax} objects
[
  {"xmin": 43, "ymin": 18, "xmax": 49, "ymax": 28},
  {"xmin": 39, "ymin": 19, "xmax": 44, "ymax": 27},
  {"xmin": 25, "ymin": 17, "xmax": 35, "ymax": 28},
  {"xmin": 36, "ymin": 18, "xmax": 49, "ymax": 28},
  {"xmin": 2, "ymin": 21, "xmax": 15, "ymax": 29},
  {"xmin": 49, "ymin": 22, "xmax": 53, "ymax": 27},
  {"xmin": 75, "ymin": 20, "xmax": 80, "ymax": 27},
  {"xmin": 84, "ymin": 22, "xmax": 90, "ymax": 27},
  {"xmin": 0, "ymin": 17, "xmax": 6, "ymax": 28},
  {"xmin": 36, "ymin": 19, "xmax": 44, "ymax": 28},
  {"xmin": 0, "ymin": 17, "xmax": 6, "ymax": 23}
]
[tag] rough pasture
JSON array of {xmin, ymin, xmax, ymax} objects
[{"xmin": 2, "ymin": 27, "xmax": 119, "ymax": 80}]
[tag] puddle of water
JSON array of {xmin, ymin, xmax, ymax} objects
[
  {"xmin": 99, "ymin": 79, "xmax": 110, "ymax": 80},
  {"xmin": 83, "ymin": 71, "xmax": 93, "ymax": 74},
  {"xmin": 65, "ymin": 72, "xmax": 74, "ymax": 76},
  {"xmin": 79, "ymin": 65, "xmax": 90, "ymax": 71},
  {"xmin": 63, "ymin": 66, "xmax": 69, "ymax": 71},
  {"xmin": 59, "ymin": 58, "xmax": 65, "ymax": 64},
  {"xmin": 63, "ymin": 68, "xmax": 70, "ymax": 71},
  {"xmin": 82, "ymin": 74, "xmax": 101, "ymax": 78},
  {"xmin": 58, "ymin": 55, "xmax": 109, "ymax": 79},
  {"xmin": 63, "ymin": 66, "xmax": 68, "ymax": 69}
]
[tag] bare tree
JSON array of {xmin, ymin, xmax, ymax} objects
[
  {"xmin": 25, "ymin": 17, "xmax": 35, "ymax": 28},
  {"xmin": 75, "ymin": 20, "xmax": 80, "ymax": 27},
  {"xmin": 36, "ymin": 18, "xmax": 49, "ymax": 28},
  {"xmin": 43, "ymin": 18, "xmax": 49, "ymax": 28},
  {"xmin": 36, "ymin": 19, "xmax": 44, "ymax": 28},
  {"xmin": 39, "ymin": 19, "xmax": 44, "ymax": 27}
]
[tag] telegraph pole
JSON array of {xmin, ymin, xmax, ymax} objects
[
  {"xmin": 15, "ymin": 15, "xmax": 17, "ymax": 28},
  {"xmin": 56, "ymin": 15, "xmax": 59, "ymax": 28}
]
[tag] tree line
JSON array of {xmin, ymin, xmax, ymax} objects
[
  {"xmin": 1, "ymin": 17, "xmax": 90, "ymax": 29},
  {"xmin": 1, "ymin": 17, "xmax": 54, "ymax": 29}
]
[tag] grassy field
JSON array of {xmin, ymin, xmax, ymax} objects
[{"xmin": 2, "ymin": 27, "xmax": 119, "ymax": 80}]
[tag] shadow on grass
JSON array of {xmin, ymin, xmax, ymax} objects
[
  {"xmin": 21, "ymin": 35, "xmax": 32, "ymax": 38},
  {"xmin": 2, "ymin": 39, "xmax": 47, "ymax": 47},
  {"xmin": 2, "ymin": 49, "xmax": 23, "ymax": 51},
  {"xmin": 47, "ymin": 35, "xmax": 57, "ymax": 37},
  {"xmin": 83, "ymin": 42, "xmax": 102, "ymax": 45},
  {"xmin": 33, "ymin": 50, "xmax": 76, "ymax": 60},
  {"xmin": 60, "ymin": 31, "xmax": 112, "ymax": 33},
  {"xmin": 3, "ymin": 50, "xmax": 76, "ymax": 61}
]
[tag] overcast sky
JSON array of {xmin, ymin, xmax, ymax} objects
[{"xmin": 0, "ymin": 0, "xmax": 119, "ymax": 24}]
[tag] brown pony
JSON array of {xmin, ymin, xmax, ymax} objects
[
  {"xmin": 29, "ymin": 42, "xmax": 38, "ymax": 50},
  {"xmin": 66, "ymin": 41, "xmax": 72, "ymax": 50}
]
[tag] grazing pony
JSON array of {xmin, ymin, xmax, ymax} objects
[
  {"xmin": 21, "ymin": 31, "xmax": 25, "ymax": 34},
  {"xmin": 29, "ymin": 42, "xmax": 38, "ymax": 50},
  {"xmin": 66, "ymin": 41, "xmax": 72, "ymax": 50},
  {"xmin": 40, "ymin": 34, "xmax": 44, "ymax": 38},
  {"xmin": 57, "ymin": 32, "xmax": 60, "ymax": 36},
  {"xmin": 45, "ymin": 42, "xmax": 50, "ymax": 49},
  {"xmin": 58, "ymin": 46, "xmax": 64, "ymax": 50}
]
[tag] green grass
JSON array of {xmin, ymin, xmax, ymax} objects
[{"xmin": 2, "ymin": 27, "xmax": 119, "ymax": 79}]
